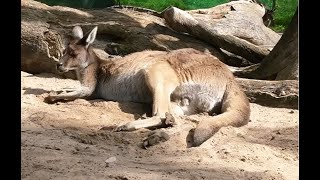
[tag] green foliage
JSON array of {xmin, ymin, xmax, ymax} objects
[
  {"xmin": 260, "ymin": 0, "xmax": 298, "ymax": 32},
  {"xmin": 119, "ymin": 0, "xmax": 229, "ymax": 11},
  {"xmin": 36, "ymin": 0, "xmax": 116, "ymax": 8},
  {"xmin": 36, "ymin": 0, "xmax": 298, "ymax": 32},
  {"xmin": 121, "ymin": 0, "xmax": 298, "ymax": 32},
  {"xmin": 120, "ymin": 0, "xmax": 187, "ymax": 11},
  {"xmin": 183, "ymin": 0, "xmax": 229, "ymax": 10}
]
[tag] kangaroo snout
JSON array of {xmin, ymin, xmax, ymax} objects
[
  {"xmin": 56, "ymin": 62, "xmax": 66, "ymax": 73},
  {"xmin": 56, "ymin": 62, "xmax": 63, "ymax": 68}
]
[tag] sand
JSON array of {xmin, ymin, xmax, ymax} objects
[{"xmin": 21, "ymin": 71, "xmax": 298, "ymax": 180}]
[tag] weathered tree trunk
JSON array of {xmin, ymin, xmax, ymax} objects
[
  {"xmin": 21, "ymin": 0, "xmax": 225, "ymax": 79},
  {"xmin": 236, "ymin": 78, "xmax": 298, "ymax": 109},
  {"xmin": 161, "ymin": 1, "xmax": 280, "ymax": 63},
  {"xmin": 233, "ymin": 8, "xmax": 298, "ymax": 80}
]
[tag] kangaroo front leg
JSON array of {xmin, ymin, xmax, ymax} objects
[
  {"xmin": 44, "ymin": 87, "xmax": 93, "ymax": 103},
  {"xmin": 114, "ymin": 112, "xmax": 176, "ymax": 131}
]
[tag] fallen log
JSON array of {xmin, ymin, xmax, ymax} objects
[
  {"xmin": 236, "ymin": 78, "xmax": 298, "ymax": 109},
  {"xmin": 21, "ymin": 0, "xmax": 225, "ymax": 78},
  {"xmin": 161, "ymin": 1, "xmax": 280, "ymax": 63}
]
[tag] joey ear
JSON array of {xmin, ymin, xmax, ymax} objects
[
  {"xmin": 72, "ymin": 26, "xmax": 83, "ymax": 39},
  {"xmin": 78, "ymin": 26, "xmax": 98, "ymax": 48}
]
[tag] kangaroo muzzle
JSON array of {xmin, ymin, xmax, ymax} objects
[{"xmin": 56, "ymin": 62, "xmax": 67, "ymax": 73}]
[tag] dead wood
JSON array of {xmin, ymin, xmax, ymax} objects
[
  {"xmin": 21, "ymin": 0, "xmax": 225, "ymax": 78},
  {"xmin": 236, "ymin": 78, "xmax": 298, "ymax": 109},
  {"xmin": 232, "ymin": 9, "xmax": 298, "ymax": 80},
  {"xmin": 161, "ymin": 1, "xmax": 280, "ymax": 63}
]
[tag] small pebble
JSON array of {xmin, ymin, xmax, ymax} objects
[{"xmin": 105, "ymin": 156, "xmax": 117, "ymax": 167}]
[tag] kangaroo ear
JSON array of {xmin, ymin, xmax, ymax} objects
[
  {"xmin": 85, "ymin": 26, "xmax": 98, "ymax": 45},
  {"xmin": 72, "ymin": 26, "xmax": 83, "ymax": 39},
  {"xmin": 78, "ymin": 26, "xmax": 98, "ymax": 48}
]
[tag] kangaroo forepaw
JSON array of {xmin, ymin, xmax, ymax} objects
[
  {"xmin": 44, "ymin": 94, "xmax": 59, "ymax": 104},
  {"xmin": 113, "ymin": 123, "xmax": 135, "ymax": 132},
  {"xmin": 142, "ymin": 130, "xmax": 170, "ymax": 149},
  {"xmin": 162, "ymin": 112, "xmax": 176, "ymax": 127},
  {"xmin": 113, "ymin": 124, "xmax": 128, "ymax": 132}
]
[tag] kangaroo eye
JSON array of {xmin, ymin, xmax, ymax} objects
[{"xmin": 70, "ymin": 51, "xmax": 77, "ymax": 58}]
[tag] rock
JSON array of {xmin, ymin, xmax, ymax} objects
[{"xmin": 105, "ymin": 156, "xmax": 117, "ymax": 167}]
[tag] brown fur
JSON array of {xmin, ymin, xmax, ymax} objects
[{"xmin": 46, "ymin": 26, "xmax": 250, "ymax": 146}]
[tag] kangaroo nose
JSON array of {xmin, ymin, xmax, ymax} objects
[{"xmin": 56, "ymin": 62, "xmax": 63, "ymax": 70}]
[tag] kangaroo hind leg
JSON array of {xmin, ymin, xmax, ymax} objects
[
  {"xmin": 144, "ymin": 61, "xmax": 180, "ymax": 118},
  {"xmin": 114, "ymin": 61, "xmax": 180, "ymax": 131}
]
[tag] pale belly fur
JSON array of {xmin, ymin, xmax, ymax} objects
[
  {"xmin": 96, "ymin": 72, "xmax": 225, "ymax": 115},
  {"xmin": 96, "ymin": 70, "xmax": 153, "ymax": 103}
]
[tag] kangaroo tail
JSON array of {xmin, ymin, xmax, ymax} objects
[{"xmin": 193, "ymin": 80, "xmax": 250, "ymax": 146}]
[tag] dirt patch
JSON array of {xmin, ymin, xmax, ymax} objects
[{"xmin": 21, "ymin": 71, "xmax": 298, "ymax": 180}]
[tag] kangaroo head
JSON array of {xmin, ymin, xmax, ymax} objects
[{"xmin": 56, "ymin": 26, "xmax": 98, "ymax": 73}]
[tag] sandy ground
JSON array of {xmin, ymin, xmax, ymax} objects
[{"xmin": 21, "ymin": 71, "xmax": 298, "ymax": 180}]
